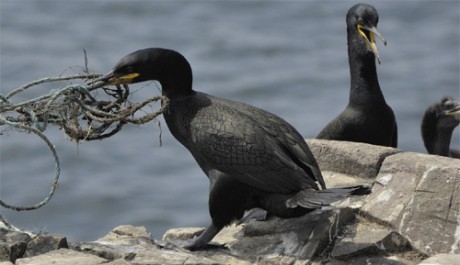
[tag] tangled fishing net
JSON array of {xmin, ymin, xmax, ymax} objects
[{"xmin": 0, "ymin": 62, "xmax": 169, "ymax": 227}]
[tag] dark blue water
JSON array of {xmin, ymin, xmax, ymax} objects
[{"xmin": 1, "ymin": 1, "xmax": 459, "ymax": 241}]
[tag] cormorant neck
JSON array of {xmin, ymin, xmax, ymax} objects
[
  {"xmin": 347, "ymin": 30, "xmax": 385, "ymax": 106},
  {"xmin": 158, "ymin": 51, "xmax": 194, "ymax": 100},
  {"xmin": 429, "ymin": 128, "xmax": 453, "ymax": 157},
  {"xmin": 160, "ymin": 76, "xmax": 193, "ymax": 100},
  {"xmin": 422, "ymin": 113, "xmax": 454, "ymax": 156}
]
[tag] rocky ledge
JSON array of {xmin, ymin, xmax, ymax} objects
[{"xmin": 1, "ymin": 139, "xmax": 459, "ymax": 265}]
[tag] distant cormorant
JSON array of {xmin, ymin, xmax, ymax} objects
[
  {"xmin": 91, "ymin": 48, "xmax": 370, "ymax": 250},
  {"xmin": 421, "ymin": 97, "xmax": 460, "ymax": 158},
  {"xmin": 317, "ymin": 3, "xmax": 398, "ymax": 148}
]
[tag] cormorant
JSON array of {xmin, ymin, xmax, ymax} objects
[
  {"xmin": 317, "ymin": 3, "xmax": 398, "ymax": 148},
  {"xmin": 421, "ymin": 96, "xmax": 460, "ymax": 158},
  {"xmin": 91, "ymin": 48, "xmax": 370, "ymax": 250}
]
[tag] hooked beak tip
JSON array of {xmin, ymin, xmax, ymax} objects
[
  {"xmin": 445, "ymin": 107, "xmax": 460, "ymax": 118},
  {"xmin": 87, "ymin": 71, "xmax": 115, "ymax": 86}
]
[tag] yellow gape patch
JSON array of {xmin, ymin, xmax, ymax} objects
[
  {"xmin": 357, "ymin": 25, "xmax": 381, "ymax": 64},
  {"xmin": 119, "ymin": 73, "xmax": 140, "ymax": 80}
]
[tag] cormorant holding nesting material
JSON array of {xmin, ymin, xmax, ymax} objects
[{"xmin": 92, "ymin": 48, "xmax": 370, "ymax": 250}]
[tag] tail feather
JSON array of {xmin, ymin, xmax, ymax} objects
[{"xmin": 285, "ymin": 185, "xmax": 371, "ymax": 209}]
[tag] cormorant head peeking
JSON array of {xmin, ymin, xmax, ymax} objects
[{"xmin": 434, "ymin": 97, "xmax": 460, "ymax": 128}]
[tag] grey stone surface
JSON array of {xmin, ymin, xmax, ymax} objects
[
  {"xmin": 319, "ymin": 255, "xmax": 418, "ymax": 265},
  {"xmin": 0, "ymin": 230, "xmax": 31, "ymax": 263},
  {"xmin": 71, "ymin": 241, "xmax": 126, "ymax": 261},
  {"xmin": 331, "ymin": 222, "xmax": 411, "ymax": 260},
  {"xmin": 23, "ymin": 234, "xmax": 68, "ymax": 257},
  {"xmin": 361, "ymin": 152, "xmax": 460, "ymax": 256},
  {"xmin": 94, "ymin": 225, "xmax": 221, "ymax": 265},
  {"xmin": 162, "ymin": 227, "xmax": 206, "ymax": 242},
  {"xmin": 418, "ymin": 253, "xmax": 460, "ymax": 265},
  {"xmin": 163, "ymin": 208, "xmax": 357, "ymax": 264},
  {"xmin": 239, "ymin": 208, "xmax": 355, "ymax": 261},
  {"xmin": 307, "ymin": 139, "xmax": 400, "ymax": 180},
  {"xmin": 129, "ymin": 250, "xmax": 220, "ymax": 265},
  {"xmin": 106, "ymin": 259, "xmax": 132, "ymax": 265},
  {"xmin": 15, "ymin": 249, "xmax": 107, "ymax": 265},
  {"xmin": 97, "ymin": 225, "xmax": 154, "ymax": 246},
  {"xmin": 3, "ymin": 140, "xmax": 460, "ymax": 264}
]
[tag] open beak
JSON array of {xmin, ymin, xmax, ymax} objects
[
  {"xmin": 358, "ymin": 25, "xmax": 387, "ymax": 64},
  {"xmin": 87, "ymin": 71, "xmax": 140, "ymax": 86},
  {"xmin": 444, "ymin": 100, "xmax": 460, "ymax": 120}
]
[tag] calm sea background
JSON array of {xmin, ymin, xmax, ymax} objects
[{"xmin": 1, "ymin": 0, "xmax": 459, "ymax": 242}]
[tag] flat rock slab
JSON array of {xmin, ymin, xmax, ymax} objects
[
  {"xmin": 418, "ymin": 253, "xmax": 460, "ymax": 265},
  {"xmin": 361, "ymin": 152, "xmax": 460, "ymax": 255},
  {"xmin": 307, "ymin": 139, "xmax": 400, "ymax": 179},
  {"xmin": 316, "ymin": 255, "xmax": 417, "ymax": 265},
  {"xmin": 164, "ymin": 208, "xmax": 357, "ymax": 264},
  {"xmin": 94, "ymin": 225, "xmax": 219, "ymax": 265},
  {"xmin": 15, "ymin": 249, "xmax": 107, "ymax": 265},
  {"xmin": 331, "ymin": 222, "xmax": 410, "ymax": 260},
  {"xmin": 128, "ymin": 250, "xmax": 220, "ymax": 265}
]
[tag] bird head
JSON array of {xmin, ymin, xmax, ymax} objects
[
  {"xmin": 347, "ymin": 3, "xmax": 387, "ymax": 64},
  {"xmin": 89, "ymin": 48, "xmax": 193, "ymax": 98},
  {"xmin": 90, "ymin": 48, "xmax": 166, "ymax": 86},
  {"xmin": 438, "ymin": 97, "xmax": 460, "ymax": 127}
]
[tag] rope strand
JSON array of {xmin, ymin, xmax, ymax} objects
[{"xmin": 0, "ymin": 74, "xmax": 168, "ymax": 215}]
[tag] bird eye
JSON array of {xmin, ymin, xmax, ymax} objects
[
  {"xmin": 444, "ymin": 102, "xmax": 454, "ymax": 109},
  {"xmin": 357, "ymin": 17, "xmax": 363, "ymax": 25},
  {"xmin": 126, "ymin": 66, "xmax": 134, "ymax": 73}
]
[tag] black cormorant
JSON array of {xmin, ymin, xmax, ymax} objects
[
  {"xmin": 317, "ymin": 3, "xmax": 398, "ymax": 148},
  {"xmin": 91, "ymin": 48, "xmax": 370, "ymax": 250},
  {"xmin": 421, "ymin": 97, "xmax": 460, "ymax": 158}
]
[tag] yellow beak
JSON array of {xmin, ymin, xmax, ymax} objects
[
  {"xmin": 357, "ymin": 25, "xmax": 387, "ymax": 64},
  {"xmin": 89, "ymin": 72, "xmax": 140, "ymax": 86}
]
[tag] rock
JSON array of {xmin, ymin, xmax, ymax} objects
[
  {"xmin": 0, "ymin": 261, "xmax": 14, "ymax": 265},
  {"xmin": 162, "ymin": 202, "xmax": 367, "ymax": 264},
  {"xmin": 3, "ymin": 140, "xmax": 460, "ymax": 264},
  {"xmin": 71, "ymin": 242, "xmax": 126, "ymax": 261},
  {"xmin": 307, "ymin": 139, "xmax": 400, "ymax": 180},
  {"xmin": 89, "ymin": 225, "xmax": 221, "ymax": 265},
  {"xmin": 162, "ymin": 208, "xmax": 357, "ymax": 264},
  {"xmin": 75, "ymin": 224, "xmax": 159, "ymax": 261},
  {"xmin": 0, "ymin": 230, "xmax": 32, "ymax": 262},
  {"xmin": 129, "ymin": 250, "xmax": 221, "ymax": 265},
  {"xmin": 361, "ymin": 152, "xmax": 460, "ymax": 255},
  {"xmin": 318, "ymin": 255, "xmax": 417, "ymax": 265},
  {"xmin": 418, "ymin": 253, "xmax": 460, "ymax": 265},
  {"xmin": 15, "ymin": 249, "xmax": 107, "ymax": 265},
  {"xmin": 105, "ymin": 259, "xmax": 132, "ymax": 265},
  {"xmin": 0, "ymin": 230, "xmax": 32, "ymax": 245},
  {"xmin": 97, "ymin": 225, "xmax": 154, "ymax": 246},
  {"xmin": 230, "ymin": 208, "xmax": 355, "ymax": 263},
  {"xmin": 72, "ymin": 225, "xmax": 155, "ymax": 262},
  {"xmin": 24, "ymin": 234, "xmax": 68, "ymax": 257},
  {"xmin": 0, "ymin": 246, "xmax": 9, "ymax": 263},
  {"xmin": 331, "ymin": 221, "xmax": 411, "ymax": 260},
  {"xmin": 244, "ymin": 208, "xmax": 355, "ymax": 256},
  {"xmin": 162, "ymin": 227, "xmax": 206, "ymax": 242}
]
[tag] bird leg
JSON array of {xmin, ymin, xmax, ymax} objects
[
  {"xmin": 238, "ymin": 208, "xmax": 268, "ymax": 225},
  {"xmin": 183, "ymin": 223, "xmax": 223, "ymax": 251}
]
